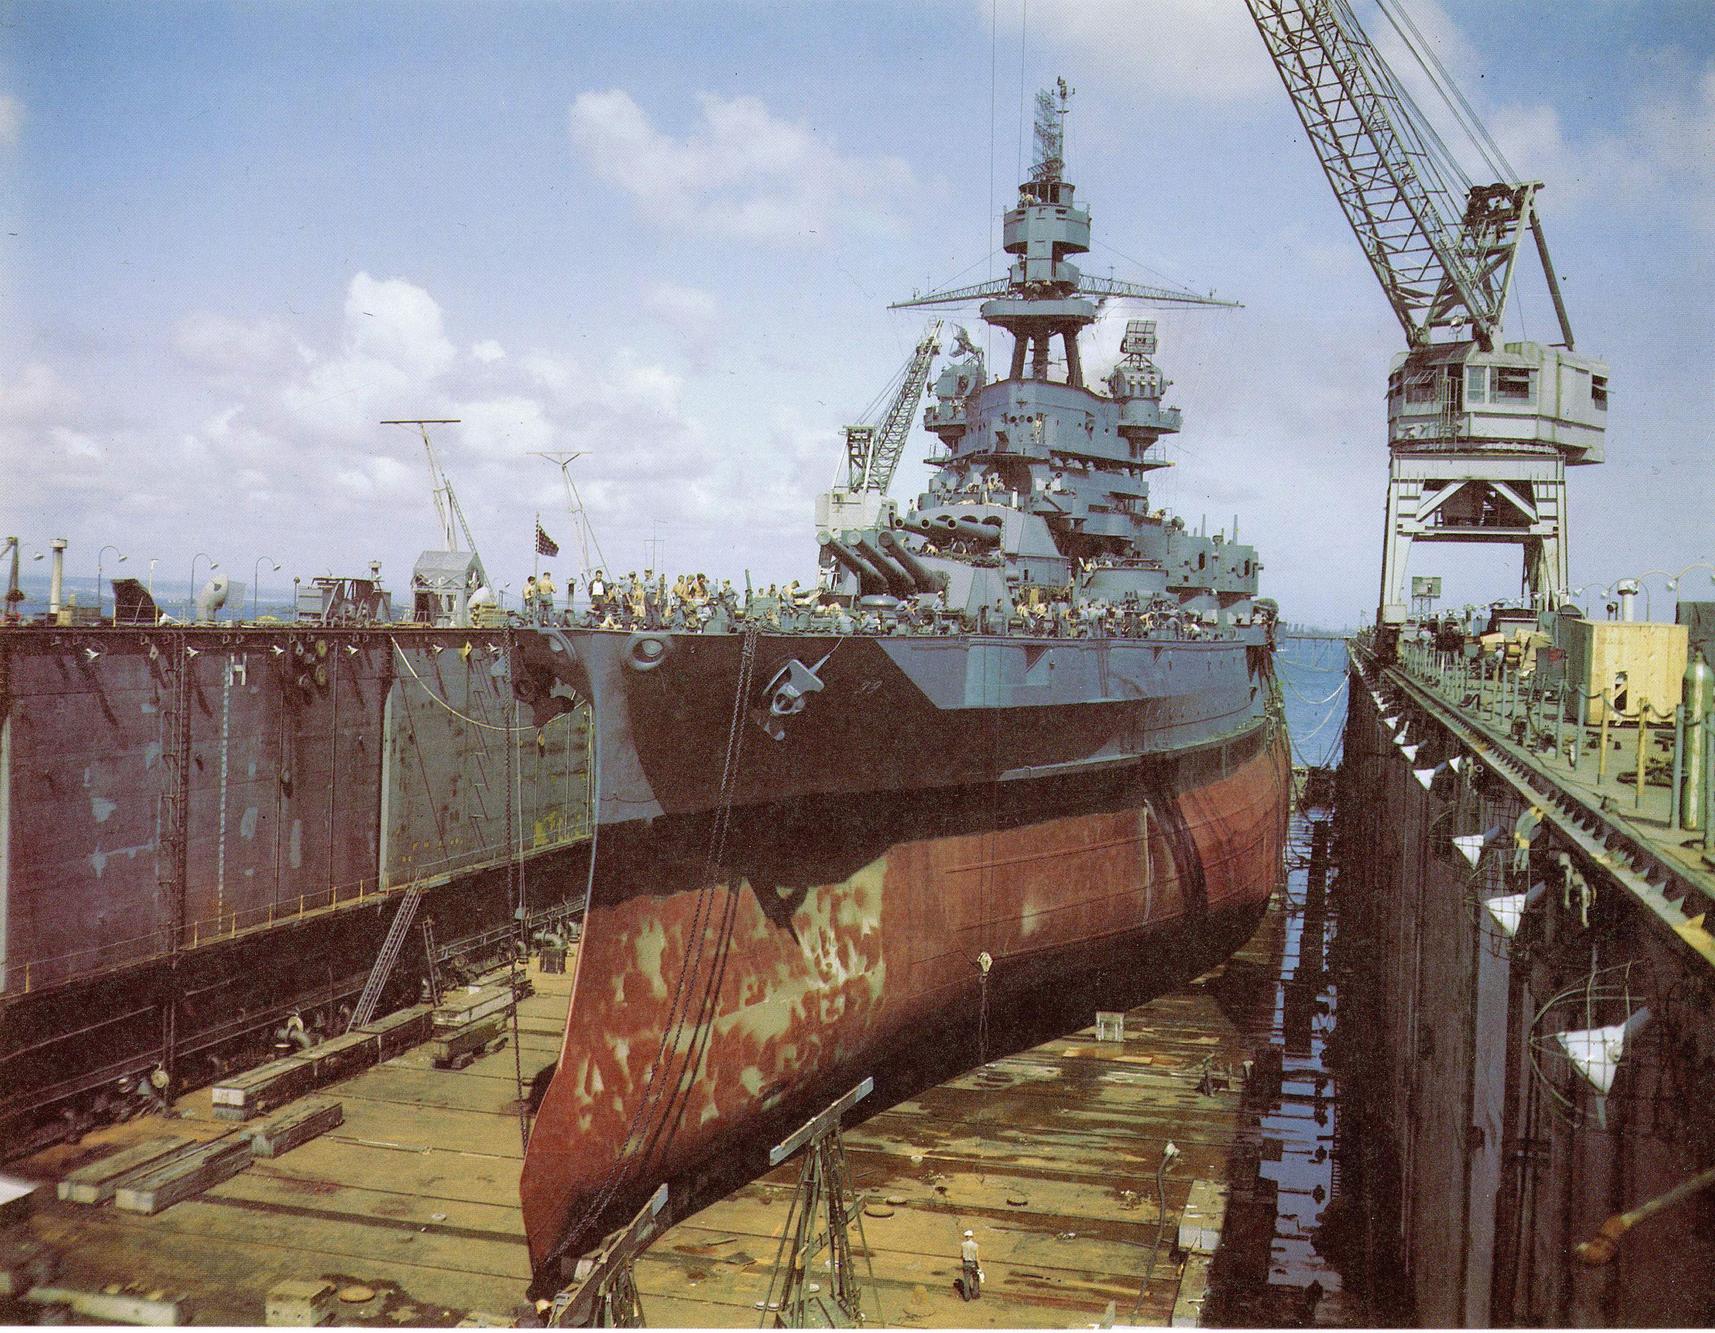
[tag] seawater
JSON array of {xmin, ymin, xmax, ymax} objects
[{"xmin": 1279, "ymin": 634, "xmax": 1350, "ymax": 770}]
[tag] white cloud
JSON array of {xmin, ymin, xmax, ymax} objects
[
  {"xmin": 1004, "ymin": 0, "xmax": 1275, "ymax": 104},
  {"xmin": 569, "ymin": 89, "xmax": 921, "ymax": 242},
  {"xmin": 471, "ymin": 339, "xmax": 506, "ymax": 364},
  {"xmin": 0, "ymin": 362, "xmax": 77, "ymax": 427},
  {"xmin": 0, "ymin": 94, "xmax": 19, "ymax": 147},
  {"xmin": 343, "ymin": 272, "xmax": 456, "ymax": 380},
  {"xmin": 173, "ymin": 312, "xmax": 303, "ymax": 378},
  {"xmin": 1492, "ymin": 55, "xmax": 1715, "ymax": 226}
]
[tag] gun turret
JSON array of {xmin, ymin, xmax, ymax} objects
[
  {"xmin": 853, "ymin": 535, "xmax": 919, "ymax": 598},
  {"xmin": 901, "ymin": 512, "xmax": 1002, "ymax": 548}
]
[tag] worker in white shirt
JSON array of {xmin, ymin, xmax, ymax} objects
[{"xmin": 960, "ymin": 1229, "xmax": 982, "ymax": 1301}]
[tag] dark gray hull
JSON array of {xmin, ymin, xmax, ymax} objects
[{"xmin": 513, "ymin": 626, "xmax": 1275, "ymax": 826}]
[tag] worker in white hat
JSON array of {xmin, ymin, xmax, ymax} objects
[{"xmin": 960, "ymin": 1228, "xmax": 981, "ymax": 1301}]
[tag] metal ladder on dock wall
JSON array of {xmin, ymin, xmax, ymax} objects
[{"xmin": 347, "ymin": 887, "xmax": 426, "ymax": 1032}]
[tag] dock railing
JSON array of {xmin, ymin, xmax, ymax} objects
[{"xmin": 1391, "ymin": 636, "xmax": 1715, "ymax": 851}]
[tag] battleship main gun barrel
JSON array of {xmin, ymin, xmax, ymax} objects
[
  {"xmin": 819, "ymin": 534, "xmax": 889, "ymax": 596},
  {"xmin": 853, "ymin": 535, "xmax": 919, "ymax": 598},
  {"xmin": 878, "ymin": 529, "xmax": 949, "ymax": 593},
  {"xmin": 902, "ymin": 511, "xmax": 1002, "ymax": 548}
]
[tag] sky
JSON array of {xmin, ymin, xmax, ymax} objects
[{"xmin": 1, "ymin": 0, "xmax": 1712, "ymax": 627}]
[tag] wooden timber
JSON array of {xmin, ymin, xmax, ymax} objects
[
  {"xmin": 243, "ymin": 1099, "xmax": 343, "ymax": 1159},
  {"xmin": 432, "ymin": 981, "xmax": 520, "ymax": 1033},
  {"xmin": 211, "ymin": 1055, "xmax": 318, "ymax": 1122},
  {"xmin": 359, "ymin": 1003, "xmax": 434, "ymax": 1060},
  {"xmin": 431, "ymin": 1014, "xmax": 507, "ymax": 1069},
  {"xmin": 57, "ymin": 1136, "xmax": 197, "ymax": 1205},
  {"xmin": 114, "ymin": 1137, "xmax": 254, "ymax": 1215},
  {"xmin": 7, "ymin": 888, "xmax": 1334, "ymax": 1328}
]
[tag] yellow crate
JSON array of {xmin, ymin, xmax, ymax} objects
[{"xmin": 1565, "ymin": 619, "xmax": 1688, "ymax": 723}]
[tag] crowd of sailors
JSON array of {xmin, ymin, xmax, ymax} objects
[{"xmin": 515, "ymin": 568, "xmax": 1257, "ymax": 641}]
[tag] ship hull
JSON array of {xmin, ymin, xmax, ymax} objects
[{"xmin": 519, "ymin": 707, "xmax": 1289, "ymax": 1285}]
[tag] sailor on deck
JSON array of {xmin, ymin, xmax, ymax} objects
[{"xmin": 536, "ymin": 570, "xmax": 557, "ymax": 624}]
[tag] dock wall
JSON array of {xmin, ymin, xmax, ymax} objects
[
  {"xmin": 1336, "ymin": 645, "xmax": 1715, "ymax": 1326},
  {"xmin": 0, "ymin": 625, "xmax": 593, "ymax": 1153}
]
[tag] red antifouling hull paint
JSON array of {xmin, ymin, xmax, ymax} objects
[{"xmin": 520, "ymin": 729, "xmax": 1289, "ymax": 1279}]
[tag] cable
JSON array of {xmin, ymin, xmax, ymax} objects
[
  {"xmin": 1130, "ymin": 1146, "xmax": 1177, "ymax": 1317},
  {"xmin": 390, "ymin": 638, "xmax": 553, "ymax": 734},
  {"xmin": 1373, "ymin": 0, "xmax": 1516, "ymax": 182}
]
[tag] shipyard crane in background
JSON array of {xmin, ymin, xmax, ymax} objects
[
  {"xmin": 1243, "ymin": 0, "xmax": 1609, "ymax": 624},
  {"xmin": 384, "ymin": 418, "xmax": 494, "ymax": 627},
  {"xmin": 844, "ymin": 320, "xmax": 944, "ymax": 495}
]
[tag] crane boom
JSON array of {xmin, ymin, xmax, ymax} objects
[
  {"xmin": 846, "ymin": 321, "xmax": 942, "ymax": 494},
  {"xmin": 1243, "ymin": 0, "xmax": 1545, "ymax": 351}
]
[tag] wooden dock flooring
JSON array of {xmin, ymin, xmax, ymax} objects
[
  {"xmin": 7, "ymin": 971, "xmax": 567, "ymax": 1327},
  {"xmin": 4, "ymin": 888, "xmax": 1311, "ymax": 1328},
  {"xmin": 632, "ymin": 894, "xmax": 1291, "ymax": 1329}
]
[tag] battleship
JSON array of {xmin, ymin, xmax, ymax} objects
[
  {"xmin": 511, "ymin": 83, "xmax": 1290, "ymax": 1291},
  {"xmin": 0, "ymin": 79, "xmax": 1288, "ymax": 1307}
]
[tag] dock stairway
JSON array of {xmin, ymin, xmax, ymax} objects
[{"xmin": 347, "ymin": 887, "xmax": 426, "ymax": 1032}]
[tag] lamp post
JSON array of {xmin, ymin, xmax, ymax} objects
[
  {"xmin": 1664, "ymin": 563, "xmax": 1715, "ymax": 600},
  {"xmin": 190, "ymin": 552, "xmax": 219, "ymax": 620},
  {"xmin": 148, "ymin": 558, "xmax": 158, "ymax": 598},
  {"xmin": 252, "ymin": 555, "xmax": 282, "ymax": 619},
  {"xmin": 97, "ymin": 545, "xmax": 127, "ymax": 618}
]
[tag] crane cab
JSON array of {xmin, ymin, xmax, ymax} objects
[{"xmin": 1387, "ymin": 341, "xmax": 1607, "ymax": 466}]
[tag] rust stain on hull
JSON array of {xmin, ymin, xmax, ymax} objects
[{"xmin": 521, "ymin": 730, "xmax": 1289, "ymax": 1282}]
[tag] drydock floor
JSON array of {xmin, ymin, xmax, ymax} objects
[{"xmin": 3, "ymin": 819, "xmax": 1345, "ymax": 1328}]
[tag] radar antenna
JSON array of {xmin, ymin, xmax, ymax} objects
[
  {"xmin": 531, "ymin": 450, "xmax": 609, "ymax": 579},
  {"xmin": 891, "ymin": 79, "xmax": 1238, "ymax": 317}
]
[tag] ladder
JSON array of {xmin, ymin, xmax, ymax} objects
[
  {"xmin": 347, "ymin": 886, "xmax": 426, "ymax": 1032},
  {"xmin": 421, "ymin": 918, "xmax": 443, "ymax": 1007}
]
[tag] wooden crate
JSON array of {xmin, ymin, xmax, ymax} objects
[{"xmin": 1564, "ymin": 619, "xmax": 1689, "ymax": 723}]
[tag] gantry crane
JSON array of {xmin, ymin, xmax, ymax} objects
[{"xmin": 1244, "ymin": 0, "xmax": 1608, "ymax": 621}]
